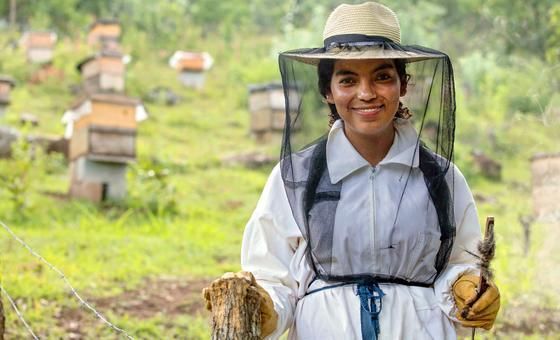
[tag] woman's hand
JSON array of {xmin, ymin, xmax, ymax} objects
[
  {"xmin": 202, "ymin": 271, "xmax": 278, "ymax": 337},
  {"xmin": 452, "ymin": 274, "xmax": 500, "ymax": 330}
]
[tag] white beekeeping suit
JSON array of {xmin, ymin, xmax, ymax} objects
[{"xmin": 242, "ymin": 119, "xmax": 481, "ymax": 339}]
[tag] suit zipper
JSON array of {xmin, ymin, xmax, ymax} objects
[{"xmin": 370, "ymin": 166, "xmax": 377, "ymax": 264}]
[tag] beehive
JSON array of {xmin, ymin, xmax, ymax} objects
[
  {"xmin": 248, "ymin": 83, "xmax": 301, "ymax": 141},
  {"xmin": 77, "ymin": 51, "xmax": 125, "ymax": 93},
  {"xmin": 531, "ymin": 153, "xmax": 560, "ymax": 221},
  {"xmin": 169, "ymin": 51, "xmax": 213, "ymax": 88},
  {"xmin": 68, "ymin": 93, "xmax": 139, "ymax": 161},
  {"xmin": 0, "ymin": 76, "xmax": 15, "ymax": 116},
  {"xmin": 87, "ymin": 19, "xmax": 121, "ymax": 49},
  {"xmin": 65, "ymin": 93, "xmax": 144, "ymax": 202},
  {"xmin": 20, "ymin": 31, "xmax": 57, "ymax": 63}
]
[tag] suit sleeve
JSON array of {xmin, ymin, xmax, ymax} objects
[
  {"xmin": 434, "ymin": 164, "xmax": 482, "ymax": 322},
  {"xmin": 241, "ymin": 164, "xmax": 301, "ymax": 339}
]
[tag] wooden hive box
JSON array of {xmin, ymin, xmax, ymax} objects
[
  {"xmin": 248, "ymin": 83, "xmax": 301, "ymax": 134},
  {"xmin": 22, "ymin": 31, "xmax": 57, "ymax": 48},
  {"xmin": 177, "ymin": 56, "xmax": 205, "ymax": 71},
  {"xmin": 70, "ymin": 124, "xmax": 136, "ymax": 163},
  {"xmin": 87, "ymin": 19, "xmax": 121, "ymax": 47},
  {"xmin": 77, "ymin": 51, "xmax": 125, "ymax": 93},
  {"xmin": 531, "ymin": 153, "xmax": 560, "ymax": 221},
  {"xmin": 0, "ymin": 76, "xmax": 15, "ymax": 106},
  {"xmin": 21, "ymin": 31, "xmax": 57, "ymax": 63},
  {"xmin": 0, "ymin": 76, "xmax": 15, "ymax": 116},
  {"xmin": 69, "ymin": 93, "xmax": 139, "ymax": 162},
  {"xmin": 169, "ymin": 51, "xmax": 213, "ymax": 88}
]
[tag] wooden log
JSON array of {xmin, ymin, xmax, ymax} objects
[{"xmin": 205, "ymin": 277, "xmax": 262, "ymax": 340}]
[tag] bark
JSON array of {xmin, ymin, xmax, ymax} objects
[
  {"xmin": 9, "ymin": 0, "xmax": 16, "ymax": 28},
  {"xmin": 206, "ymin": 277, "xmax": 261, "ymax": 340},
  {"xmin": 0, "ymin": 297, "xmax": 5, "ymax": 340}
]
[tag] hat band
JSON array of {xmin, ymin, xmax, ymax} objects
[{"xmin": 323, "ymin": 34, "xmax": 394, "ymax": 50}]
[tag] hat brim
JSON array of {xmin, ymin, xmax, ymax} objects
[{"xmin": 280, "ymin": 45, "xmax": 446, "ymax": 65}]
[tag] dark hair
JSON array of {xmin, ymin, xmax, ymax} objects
[{"xmin": 317, "ymin": 59, "xmax": 409, "ymax": 126}]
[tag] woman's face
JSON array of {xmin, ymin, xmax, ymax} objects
[{"xmin": 326, "ymin": 58, "xmax": 406, "ymax": 141}]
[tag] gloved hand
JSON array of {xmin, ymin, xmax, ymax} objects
[
  {"xmin": 452, "ymin": 274, "xmax": 500, "ymax": 330},
  {"xmin": 203, "ymin": 271, "xmax": 278, "ymax": 337}
]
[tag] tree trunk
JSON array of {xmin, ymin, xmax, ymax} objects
[
  {"xmin": 0, "ymin": 297, "xmax": 5, "ymax": 340},
  {"xmin": 206, "ymin": 277, "xmax": 261, "ymax": 340},
  {"xmin": 9, "ymin": 0, "xmax": 16, "ymax": 29}
]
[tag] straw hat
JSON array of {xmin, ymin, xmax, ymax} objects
[{"xmin": 281, "ymin": 2, "xmax": 444, "ymax": 65}]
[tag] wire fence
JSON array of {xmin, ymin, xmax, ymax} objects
[
  {"xmin": 0, "ymin": 219, "xmax": 135, "ymax": 339},
  {"xmin": 0, "ymin": 283, "xmax": 39, "ymax": 340}
]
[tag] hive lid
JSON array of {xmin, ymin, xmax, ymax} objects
[
  {"xmin": 71, "ymin": 92, "xmax": 140, "ymax": 109},
  {"xmin": 76, "ymin": 50, "xmax": 124, "ymax": 72},
  {"xmin": 0, "ymin": 75, "xmax": 15, "ymax": 87},
  {"xmin": 89, "ymin": 18, "xmax": 121, "ymax": 30},
  {"xmin": 248, "ymin": 83, "xmax": 283, "ymax": 93}
]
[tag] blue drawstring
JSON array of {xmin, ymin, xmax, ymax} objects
[{"xmin": 356, "ymin": 282, "xmax": 385, "ymax": 340}]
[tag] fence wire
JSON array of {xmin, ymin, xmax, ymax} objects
[
  {"xmin": 0, "ymin": 283, "xmax": 39, "ymax": 339},
  {"xmin": 0, "ymin": 220, "xmax": 134, "ymax": 339}
]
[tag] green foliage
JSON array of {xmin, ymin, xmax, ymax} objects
[
  {"xmin": 547, "ymin": 3, "xmax": 560, "ymax": 64},
  {"xmin": 390, "ymin": 0, "xmax": 447, "ymax": 47},
  {"xmin": 0, "ymin": 132, "xmax": 45, "ymax": 217},
  {"xmin": 128, "ymin": 156, "xmax": 178, "ymax": 217},
  {"xmin": 271, "ymin": 5, "xmax": 325, "ymax": 53}
]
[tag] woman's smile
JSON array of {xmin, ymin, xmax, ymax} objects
[{"xmin": 351, "ymin": 104, "xmax": 384, "ymax": 117}]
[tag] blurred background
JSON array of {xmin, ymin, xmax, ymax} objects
[{"xmin": 0, "ymin": 0, "xmax": 558, "ymax": 338}]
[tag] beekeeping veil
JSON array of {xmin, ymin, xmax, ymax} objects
[{"xmin": 278, "ymin": 2, "xmax": 456, "ymax": 286}]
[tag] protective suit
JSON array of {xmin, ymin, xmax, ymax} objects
[{"xmin": 242, "ymin": 119, "xmax": 481, "ymax": 339}]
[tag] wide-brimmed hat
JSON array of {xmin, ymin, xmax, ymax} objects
[{"xmin": 281, "ymin": 2, "xmax": 445, "ymax": 65}]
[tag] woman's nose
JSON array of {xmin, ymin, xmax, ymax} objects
[{"xmin": 357, "ymin": 82, "xmax": 376, "ymax": 101}]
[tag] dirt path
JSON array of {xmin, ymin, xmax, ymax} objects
[
  {"xmin": 55, "ymin": 276, "xmax": 211, "ymax": 338},
  {"xmin": 495, "ymin": 306, "xmax": 560, "ymax": 336}
]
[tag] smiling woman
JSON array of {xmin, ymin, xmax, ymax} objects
[
  {"xmin": 323, "ymin": 58, "xmax": 407, "ymax": 165},
  {"xmin": 203, "ymin": 2, "xmax": 500, "ymax": 339}
]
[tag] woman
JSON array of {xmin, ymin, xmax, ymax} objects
[{"xmin": 205, "ymin": 2, "xmax": 500, "ymax": 339}]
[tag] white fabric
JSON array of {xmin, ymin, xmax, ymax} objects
[{"xmin": 241, "ymin": 119, "xmax": 481, "ymax": 340}]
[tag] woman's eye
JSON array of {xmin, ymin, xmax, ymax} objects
[
  {"xmin": 339, "ymin": 78, "xmax": 356, "ymax": 85},
  {"xmin": 376, "ymin": 73, "xmax": 392, "ymax": 81}
]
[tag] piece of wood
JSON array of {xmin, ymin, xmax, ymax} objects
[
  {"xmin": 206, "ymin": 277, "xmax": 261, "ymax": 340},
  {"xmin": 462, "ymin": 216, "xmax": 496, "ymax": 340},
  {"xmin": 477, "ymin": 217, "xmax": 494, "ymax": 294},
  {"xmin": 461, "ymin": 216, "xmax": 496, "ymax": 319}
]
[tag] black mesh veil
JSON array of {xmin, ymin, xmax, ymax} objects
[{"xmin": 278, "ymin": 40, "xmax": 456, "ymax": 286}]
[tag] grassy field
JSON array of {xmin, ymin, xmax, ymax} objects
[{"xmin": 0, "ymin": 29, "xmax": 559, "ymax": 339}]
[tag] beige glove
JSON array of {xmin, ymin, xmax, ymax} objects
[
  {"xmin": 203, "ymin": 271, "xmax": 278, "ymax": 337},
  {"xmin": 452, "ymin": 274, "xmax": 500, "ymax": 330}
]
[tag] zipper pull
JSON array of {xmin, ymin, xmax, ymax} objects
[{"xmin": 370, "ymin": 166, "xmax": 376, "ymax": 179}]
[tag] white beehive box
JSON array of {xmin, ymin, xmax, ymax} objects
[
  {"xmin": 169, "ymin": 51, "xmax": 213, "ymax": 88},
  {"xmin": 77, "ymin": 51, "xmax": 126, "ymax": 93},
  {"xmin": 20, "ymin": 31, "xmax": 57, "ymax": 63},
  {"xmin": 248, "ymin": 83, "xmax": 301, "ymax": 141}
]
